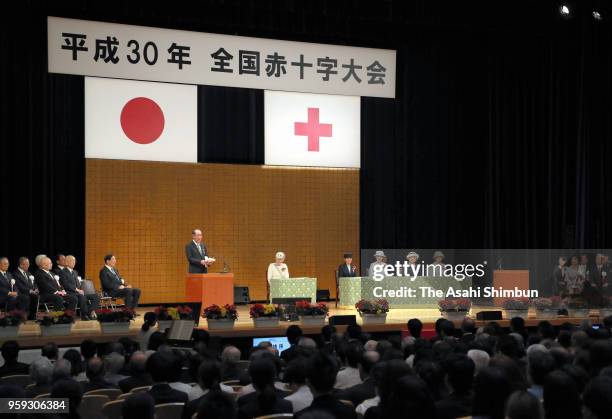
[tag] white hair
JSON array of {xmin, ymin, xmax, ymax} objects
[
  {"xmin": 467, "ymin": 349, "xmax": 490, "ymax": 375},
  {"xmin": 34, "ymin": 254, "xmax": 47, "ymax": 267},
  {"xmin": 30, "ymin": 357, "xmax": 53, "ymax": 384}
]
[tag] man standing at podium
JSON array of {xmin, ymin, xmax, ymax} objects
[{"xmin": 186, "ymin": 229, "xmax": 215, "ymax": 273}]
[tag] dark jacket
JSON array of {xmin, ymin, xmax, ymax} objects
[
  {"xmin": 186, "ymin": 242, "xmax": 208, "ymax": 274},
  {"xmin": 0, "ymin": 360, "xmax": 30, "ymax": 377},
  {"xmin": 338, "ymin": 264, "xmax": 357, "ymax": 278},
  {"xmin": 34, "ymin": 269, "xmax": 65, "ymax": 296},
  {"xmin": 118, "ymin": 373, "xmax": 153, "ymax": 393},
  {"xmin": 99, "ymin": 266, "xmax": 124, "ymax": 292},
  {"xmin": 13, "ymin": 269, "xmax": 36, "ymax": 295},
  {"xmin": 296, "ymin": 394, "xmax": 357, "ymax": 419},
  {"xmin": 237, "ymin": 391, "xmax": 292, "ymax": 419},
  {"xmin": 59, "ymin": 269, "xmax": 83, "ymax": 294},
  {"xmin": 334, "ymin": 377, "xmax": 376, "ymax": 407},
  {"xmin": 0, "ymin": 271, "xmax": 16, "ymax": 297},
  {"xmin": 147, "ymin": 383, "xmax": 188, "ymax": 405}
]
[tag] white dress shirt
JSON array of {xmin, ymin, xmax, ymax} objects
[
  {"xmin": 284, "ymin": 384, "xmax": 313, "ymax": 413},
  {"xmin": 334, "ymin": 366, "xmax": 362, "ymax": 389},
  {"xmin": 267, "ymin": 263, "xmax": 289, "ymax": 283}
]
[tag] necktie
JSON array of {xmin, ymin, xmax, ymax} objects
[{"xmin": 198, "ymin": 243, "xmax": 203, "ymax": 256}]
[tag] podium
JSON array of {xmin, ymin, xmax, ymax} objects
[
  {"xmin": 269, "ymin": 277, "xmax": 317, "ymax": 303},
  {"xmin": 493, "ymin": 270, "xmax": 529, "ymax": 307},
  {"xmin": 185, "ymin": 273, "xmax": 234, "ymax": 316}
]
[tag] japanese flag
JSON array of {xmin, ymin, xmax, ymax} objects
[
  {"xmin": 265, "ymin": 90, "xmax": 360, "ymax": 168},
  {"xmin": 85, "ymin": 77, "xmax": 197, "ymax": 163}
]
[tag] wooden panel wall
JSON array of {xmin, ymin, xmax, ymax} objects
[{"xmin": 85, "ymin": 159, "xmax": 359, "ymax": 303}]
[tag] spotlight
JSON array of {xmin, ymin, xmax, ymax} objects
[
  {"xmin": 559, "ymin": 5, "xmax": 570, "ymax": 16},
  {"xmin": 592, "ymin": 11, "xmax": 602, "ymax": 21}
]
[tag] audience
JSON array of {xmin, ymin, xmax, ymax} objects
[{"xmin": 1, "ymin": 313, "xmax": 612, "ymax": 419}]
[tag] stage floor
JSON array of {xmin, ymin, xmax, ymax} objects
[{"xmin": 3, "ymin": 305, "xmax": 603, "ymax": 347}]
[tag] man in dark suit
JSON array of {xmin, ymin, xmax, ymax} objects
[
  {"xmin": 60, "ymin": 255, "xmax": 100, "ymax": 320},
  {"xmin": 81, "ymin": 357, "xmax": 117, "ymax": 393},
  {"xmin": 99, "ymin": 254, "xmax": 141, "ymax": 310},
  {"xmin": 119, "ymin": 351, "xmax": 153, "ymax": 393},
  {"xmin": 334, "ymin": 350, "xmax": 379, "ymax": 407},
  {"xmin": 52, "ymin": 254, "xmax": 66, "ymax": 276},
  {"xmin": 13, "ymin": 256, "xmax": 39, "ymax": 319},
  {"xmin": 296, "ymin": 352, "xmax": 356, "ymax": 419},
  {"xmin": 0, "ymin": 257, "xmax": 29, "ymax": 311},
  {"xmin": 185, "ymin": 228, "xmax": 215, "ymax": 273},
  {"xmin": 34, "ymin": 256, "xmax": 77, "ymax": 311},
  {"xmin": 338, "ymin": 253, "xmax": 358, "ymax": 278},
  {"xmin": 146, "ymin": 352, "xmax": 188, "ymax": 405},
  {"xmin": 0, "ymin": 341, "xmax": 29, "ymax": 377}
]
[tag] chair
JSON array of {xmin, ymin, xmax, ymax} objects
[
  {"xmin": 78, "ymin": 395, "xmax": 110, "ymax": 419},
  {"xmin": 102, "ymin": 399, "xmax": 124, "ymax": 419},
  {"xmin": 34, "ymin": 393, "xmax": 50, "ymax": 399},
  {"xmin": 0, "ymin": 374, "xmax": 32, "ymax": 387},
  {"xmin": 85, "ymin": 388, "xmax": 122, "ymax": 401},
  {"xmin": 24, "ymin": 383, "xmax": 36, "ymax": 390},
  {"xmin": 130, "ymin": 385, "xmax": 151, "ymax": 393},
  {"xmin": 154, "ymin": 402, "xmax": 184, "ymax": 419},
  {"xmin": 254, "ymin": 414, "xmax": 294, "ymax": 419},
  {"xmin": 221, "ymin": 380, "xmax": 240, "ymax": 386},
  {"xmin": 117, "ymin": 392, "xmax": 132, "ymax": 400},
  {"xmin": 339, "ymin": 399, "xmax": 354, "ymax": 408}
]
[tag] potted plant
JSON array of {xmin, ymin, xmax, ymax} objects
[
  {"xmin": 502, "ymin": 298, "xmax": 530, "ymax": 319},
  {"xmin": 355, "ymin": 299, "xmax": 389, "ymax": 324},
  {"xmin": 533, "ymin": 296, "xmax": 561, "ymax": 319},
  {"xmin": 37, "ymin": 310, "xmax": 75, "ymax": 336},
  {"xmin": 155, "ymin": 305, "xmax": 194, "ymax": 332},
  {"xmin": 95, "ymin": 308, "xmax": 135, "ymax": 333},
  {"xmin": 249, "ymin": 304, "xmax": 281, "ymax": 328},
  {"xmin": 438, "ymin": 298, "xmax": 472, "ymax": 321},
  {"xmin": 203, "ymin": 304, "xmax": 238, "ymax": 330},
  {"xmin": 295, "ymin": 301, "xmax": 328, "ymax": 326},
  {"xmin": 566, "ymin": 297, "xmax": 590, "ymax": 318},
  {"xmin": 0, "ymin": 310, "xmax": 26, "ymax": 338}
]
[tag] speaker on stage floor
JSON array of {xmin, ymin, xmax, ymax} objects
[
  {"xmin": 316, "ymin": 289, "xmax": 330, "ymax": 301},
  {"xmin": 329, "ymin": 315, "xmax": 357, "ymax": 326},
  {"xmin": 234, "ymin": 286, "xmax": 250, "ymax": 304}
]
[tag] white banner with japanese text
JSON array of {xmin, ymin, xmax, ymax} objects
[{"xmin": 48, "ymin": 17, "xmax": 396, "ymax": 98}]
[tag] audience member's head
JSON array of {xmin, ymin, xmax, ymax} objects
[
  {"xmin": 1, "ymin": 341, "xmax": 20, "ymax": 364},
  {"xmin": 472, "ymin": 366, "xmax": 514, "ymax": 419},
  {"xmin": 542, "ymin": 370, "xmax": 582, "ymax": 419},
  {"xmin": 41, "ymin": 342, "xmax": 58, "ymax": 361},
  {"xmin": 146, "ymin": 351, "xmax": 175, "ymax": 383},
  {"xmin": 147, "ymin": 331, "xmax": 167, "ymax": 351},
  {"xmin": 443, "ymin": 353, "xmax": 475, "ymax": 395},
  {"xmin": 582, "ymin": 376, "xmax": 612, "ymax": 419},
  {"xmin": 80, "ymin": 339, "xmax": 97, "ymax": 360},
  {"xmin": 122, "ymin": 392, "xmax": 155, "ymax": 419},
  {"xmin": 504, "ymin": 390, "xmax": 544, "ymax": 419},
  {"xmin": 306, "ymin": 351, "xmax": 339, "ymax": 396},
  {"xmin": 198, "ymin": 358, "xmax": 221, "ymax": 391},
  {"xmin": 527, "ymin": 350, "xmax": 555, "ymax": 387},
  {"xmin": 50, "ymin": 379, "xmax": 83, "ymax": 410},
  {"xmin": 52, "ymin": 358, "xmax": 72, "ymax": 381},
  {"xmin": 62, "ymin": 349, "xmax": 84, "ymax": 377},
  {"xmin": 381, "ymin": 374, "xmax": 435, "ymax": 419},
  {"xmin": 408, "ymin": 318, "xmax": 423, "ymax": 338},
  {"xmin": 284, "ymin": 357, "xmax": 307, "ymax": 388},
  {"xmin": 85, "ymin": 357, "xmax": 105, "ymax": 382},
  {"xmin": 104, "ymin": 352, "xmax": 125, "ymax": 376},
  {"xmin": 30, "ymin": 357, "xmax": 53, "ymax": 385},
  {"xmin": 141, "ymin": 312, "xmax": 157, "ymax": 332},
  {"xmin": 467, "ymin": 349, "xmax": 490, "ymax": 374},
  {"xmin": 221, "ymin": 345, "xmax": 241, "ymax": 366},
  {"xmin": 286, "ymin": 324, "xmax": 303, "ymax": 345}
]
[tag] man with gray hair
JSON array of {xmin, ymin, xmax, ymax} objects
[
  {"xmin": 34, "ymin": 256, "xmax": 77, "ymax": 310},
  {"xmin": 60, "ymin": 255, "xmax": 100, "ymax": 320},
  {"xmin": 221, "ymin": 345, "xmax": 242, "ymax": 381},
  {"xmin": 0, "ymin": 257, "xmax": 29, "ymax": 311},
  {"xmin": 104, "ymin": 352, "xmax": 128, "ymax": 385},
  {"xmin": 26, "ymin": 357, "xmax": 54, "ymax": 397},
  {"xmin": 53, "ymin": 358, "xmax": 73, "ymax": 382},
  {"xmin": 467, "ymin": 349, "xmax": 490, "ymax": 375},
  {"xmin": 119, "ymin": 351, "xmax": 152, "ymax": 393}
]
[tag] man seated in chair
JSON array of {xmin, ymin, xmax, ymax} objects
[
  {"xmin": 13, "ymin": 256, "xmax": 39, "ymax": 320},
  {"xmin": 338, "ymin": 253, "xmax": 358, "ymax": 279},
  {"xmin": 35, "ymin": 256, "xmax": 78, "ymax": 311},
  {"xmin": 99, "ymin": 254, "xmax": 141, "ymax": 310},
  {"xmin": 0, "ymin": 257, "xmax": 29, "ymax": 312},
  {"xmin": 60, "ymin": 255, "xmax": 100, "ymax": 320}
]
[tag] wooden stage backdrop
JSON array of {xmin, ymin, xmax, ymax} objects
[{"xmin": 85, "ymin": 159, "xmax": 359, "ymax": 304}]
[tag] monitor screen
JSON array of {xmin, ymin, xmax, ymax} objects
[{"xmin": 252, "ymin": 336, "xmax": 291, "ymax": 354}]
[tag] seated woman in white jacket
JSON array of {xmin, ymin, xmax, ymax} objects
[{"xmin": 267, "ymin": 251, "xmax": 289, "ymax": 283}]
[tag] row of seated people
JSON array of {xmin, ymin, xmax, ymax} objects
[
  {"xmin": 1, "ymin": 316, "xmax": 612, "ymax": 419},
  {"xmin": 0, "ymin": 253, "xmax": 140, "ymax": 321}
]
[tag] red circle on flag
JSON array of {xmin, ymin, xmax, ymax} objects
[{"xmin": 120, "ymin": 97, "xmax": 165, "ymax": 144}]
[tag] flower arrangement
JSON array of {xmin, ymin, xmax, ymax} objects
[
  {"xmin": 532, "ymin": 296, "xmax": 562, "ymax": 311},
  {"xmin": 438, "ymin": 298, "xmax": 472, "ymax": 313},
  {"xmin": 0, "ymin": 310, "xmax": 26, "ymax": 327},
  {"xmin": 202, "ymin": 304, "xmax": 238, "ymax": 320},
  {"xmin": 154, "ymin": 305, "xmax": 194, "ymax": 320},
  {"xmin": 95, "ymin": 308, "xmax": 135, "ymax": 323},
  {"xmin": 249, "ymin": 303, "xmax": 281, "ymax": 318},
  {"xmin": 502, "ymin": 298, "xmax": 530, "ymax": 310},
  {"xmin": 295, "ymin": 301, "xmax": 329, "ymax": 316},
  {"xmin": 355, "ymin": 299, "xmax": 390, "ymax": 315},
  {"xmin": 36, "ymin": 310, "xmax": 76, "ymax": 326}
]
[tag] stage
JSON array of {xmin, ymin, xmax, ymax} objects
[{"xmin": 1, "ymin": 306, "xmax": 604, "ymax": 348}]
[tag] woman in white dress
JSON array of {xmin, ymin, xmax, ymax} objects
[
  {"xmin": 267, "ymin": 251, "xmax": 289, "ymax": 284},
  {"xmin": 368, "ymin": 250, "xmax": 387, "ymax": 277}
]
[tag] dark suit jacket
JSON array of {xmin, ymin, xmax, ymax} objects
[
  {"xmin": 237, "ymin": 391, "xmax": 292, "ymax": 419},
  {"xmin": 52, "ymin": 267, "xmax": 65, "ymax": 276},
  {"xmin": 186, "ymin": 241, "xmax": 208, "ymax": 273},
  {"xmin": 296, "ymin": 394, "xmax": 357, "ymax": 419},
  {"xmin": 13, "ymin": 269, "xmax": 36, "ymax": 295},
  {"xmin": 334, "ymin": 377, "xmax": 376, "ymax": 407},
  {"xmin": 0, "ymin": 361, "xmax": 30, "ymax": 377},
  {"xmin": 81, "ymin": 378, "xmax": 117, "ymax": 394},
  {"xmin": 147, "ymin": 383, "xmax": 188, "ymax": 405},
  {"xmin": 435, "ymin": 392, "xmax": 473, "ymax": 419},
  {"xmin": 0, "ymin": 272, "xmax": 16, "ymax": 296},
  {"xmin": 59, "ymin": 269, "xmax": 82, "ymax": 294},
  {"xmin": 118, "ymin": 373, "xmax": 153, "ymax": 393},
  {"xmin": 338, "ymin": 264, "xmax": 357, "ymax": 278},
  {"xmin": 34, "ymin": 269, "xmax": 64, "ymax": 296},
  {"xmin": 99, "ymin": 266, "xmax": 124, "ymax": 292}
]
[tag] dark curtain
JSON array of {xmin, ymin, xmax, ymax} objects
[{"xmin": 2, "ymin": 0, "xmax": 612, "ymax": 277}]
